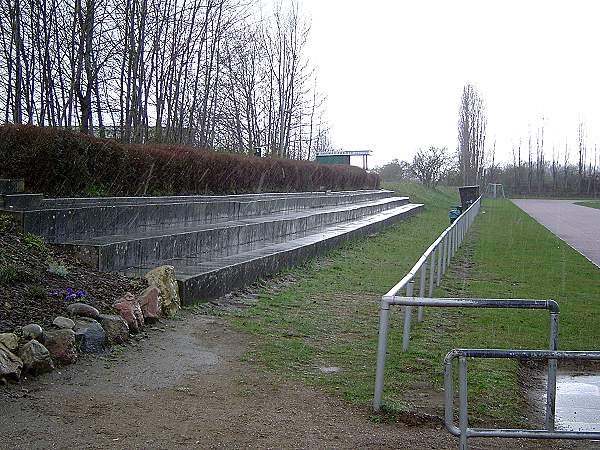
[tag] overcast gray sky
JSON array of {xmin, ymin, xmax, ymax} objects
[{"xmin": 298, "ymin": 0, "xmax": 600, "ymax": 167}]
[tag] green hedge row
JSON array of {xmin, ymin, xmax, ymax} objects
[{"xmin": 0, "ymin": 126, "xmax": 379, "ymax": 196}]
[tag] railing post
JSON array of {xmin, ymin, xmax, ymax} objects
[
  {"xmin": 444, "ymin": 229, "xmax": 452, "ymax": 273},
  {"xmin": 453, "ymin": 224, "xmax": 458, "ymax": 255},
  {"xmin": 459, "ymin": 356, "xmax": 469, "ymax": 450},
  {"xmin": 401, "ymin": 282, "xmax": 415, "ymax": 352},
  {"xmin": 373, "ymin": 301, "xmax": 391, "ymax": 411},
  {"xmin": 546, "ymin": 312, "xmax": 559, "ymax": 431},
  {"xmin": 441, "ymin": 235, "xmax": 447, "ymax": 275},
  {"xmin": 429, "ymin": 250, "xmax": 436, "ymax": 297},
  {"xmin": 418, "ymin": 264, "xmax": 426, "ymax": 322},
  {"xmin": 436, "ymin": 241, "xmax": 442, "ymax": 286}
]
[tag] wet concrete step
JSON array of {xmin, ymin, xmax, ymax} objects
[
  {"xmin": 39, "ymin": 190, "xmax": 388, "ymax": 208},
  {"xmin": 62, "ymin": 197, "xmax": 410, "ymax": 271},
  {"xmin": 123, "ymin": 203, "xmax": 424, "ymax": 304},
  {"xmin": 16, "ymin": 190, "xmax": 394, "ymax": 241}
]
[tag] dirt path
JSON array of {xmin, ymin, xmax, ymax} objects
[
  {"xmin": 512, "ymin": 199, "xmax": 600, "ymax": 268},
  {"xmin": 0, "ymin": 309, "xmax": 590, "ymax": 449}
]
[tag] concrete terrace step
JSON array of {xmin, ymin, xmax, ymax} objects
[
  {"xmin": 39, "ymin": 190, "xmax": 389, "ymax": 208},
  {"xmin": 123, "ymin": 203, "xmax": 424, "ymax": 303},
  {"xmin": 15, "ymin": 190, "xmax": 394, "ymax": 241},
  {"xmin": 63, "ymin": 196, "xmax": 410, "ymax": 271}
]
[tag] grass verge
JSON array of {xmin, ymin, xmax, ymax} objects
[
  {"xmin": 574, "ymin": 200, "xmax": 600, "ymax": 210},
  {"xmin": 219, "ymin": 184, "xmax": 600, "ymax": 427}
]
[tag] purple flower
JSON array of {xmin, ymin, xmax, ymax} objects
[{"xmin": 76, "ymin": 290, "xmax": 87, "ymax": 298}]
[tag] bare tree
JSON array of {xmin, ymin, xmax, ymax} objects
[
  {"xmin": 457, "ymin": 84, "xmax": 486, "ymax": 185},
  {"xmin": 412, "ymin": 146, "xmax": 449, "ymax": 188}
]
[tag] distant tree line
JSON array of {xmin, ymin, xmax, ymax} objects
[
  {"xmin": 375, "ymin": 84, "xmax": 599, "ymax": 197},
  {"xmin": 0, "ymin": 0, "xmax": 330, "ymax": 159},
  {"xmin": 488, "ymin": 120, "xmax": 599, "ymax": 197}
]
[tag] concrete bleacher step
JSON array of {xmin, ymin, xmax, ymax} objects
[
  {"xmin": 61, "ymin": 196, "xmax": 410, "ymax": 271},
  {"xmin": 16, "ymin": 190, "xmax": 393, "ymax": 241},
  {"xmin": 1, "ymin": 188, "xmax": 424, "ymax": 304},
  {"xmin": 123, "ymin": 203, "xmax": 423, "ymax": 304}
]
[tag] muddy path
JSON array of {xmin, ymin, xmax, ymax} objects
[{"xmin": 0, "ymin": 309, "xmax": 591, "ymax": 449}]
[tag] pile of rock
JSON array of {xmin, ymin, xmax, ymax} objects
[{"xmin": 0, "ymin": 265, "xmax": 181, "ymax": 384}]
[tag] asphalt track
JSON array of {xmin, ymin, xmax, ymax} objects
[{"xmin": 512, "ymin": 199, "xmax": 600, "ymax": 269}]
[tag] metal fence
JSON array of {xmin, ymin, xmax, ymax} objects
[
  {"xmin": 382, "ymin": 196, "xmax": 481, "ymax": 353},
  {"xmin": 373, "ymin": 194, "xmax": 599, "ymax": 447},
  {"xmin": 445, "ymin": 349, "xmax": 600, "ymax": 449},
  {"xmin": 372, "ymin": 196, "xmax": 481, "ymax": 412},
  {"xmin": 373, "ymin": 297, "xmax": 560, "ymax": 416}
]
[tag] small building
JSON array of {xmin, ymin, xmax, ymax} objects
[{"xmin": 315, "ymin": 149, "xmax": 372, "ymax": 170}]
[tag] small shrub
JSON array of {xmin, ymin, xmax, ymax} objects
[
  {"xmin": 47, "ymin": 258, "xmax": 69, "ymax": 277},
  {"xmin": 84, "ymin": 183, "xmax": 110, "ymax": 197},
  {"xmin": 21, "ymin": 233, "xmax": 48, "ymax": 254},
  {"xmin": 0, "ymin": 265, "xmax": 21, "ymax": 285},
  {"xmin": 0, "ymin": 264, "xmax": 41, "ymax": 285},
  {"xmin": 28, "ymin": 285, "xmax": 47, "ymax": 300},
  {"xmin": 0, "ymin": 214, "xmax": 14, "ymax": 232}
]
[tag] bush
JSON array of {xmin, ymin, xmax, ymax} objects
[
  {"xmin": 27, "ymin": 285, "xmax": 47, "ymax": 301},
  {"xmin": 0, "ymin": 264, "xmax": 37, "ymax": 285},
  {"xmin": 21, "ymin": 234, "xmax": 48, "ymax": 254},
  {"xmin": 47, "ymin": 258, "xmax": 69, "ymax": 277},
  {"xmin": 0, "ymin": 214, "xmax": 14, "ymax": 232},
  {"xmin": 0, "ymin": 125, "xmax": 380, "ymax": 197}
]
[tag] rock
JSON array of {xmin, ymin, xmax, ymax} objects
[
  {"xmin": 113, "ymin": 293, "xmax": 144, "ymax": 333},
  {"xmin": 145, "ymin": 266, "xmax": 181, "ymax": 317},
  {"xmin": 0, "ymin": 346, "xmax": 22, "ymax": 382},
  {"xmin": 0, "ymin": 333, "xmax": 18, "ymax": 352},
  {"xmin": 73, "ymin": 319, "xmax": 106, "ymax": 353},
  {"xmin": 66, "ymin": 303, "xmax": 100, "ymax": 320},
  {"xmin": 20, "ymin": 340, "xmax": 54, "ymax": 375},
  {"xmin": 137, "ymin": 286, "xmax": 162, "ymax": 322},
  {"xmin": 98, "ymin": 314, "xmax": 129, "ymax": 344},
  {"xmin": 52, "ymin": 316, "xmax": 75, "ymax": 330},
  {"xmin": 42, "ymin": 329, "xmax": 77, "ymax": 365},
  {"xmin": 22, "ymin": 323, "xmax": 43, "ymax": 341}
]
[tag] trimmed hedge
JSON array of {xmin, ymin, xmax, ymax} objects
[{"xmin": 0, "ymin": 125, "xmax": 379, "ymax": 197}]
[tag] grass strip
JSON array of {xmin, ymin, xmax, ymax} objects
[
  {"xmin": 574, "ymin": 200, "xmax": 600, "ymax": 210},
  {"xmin": 219, "ymin": 185, "xmax": 600, "ymax": 427}
]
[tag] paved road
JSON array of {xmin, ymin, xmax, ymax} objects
[{"xmin": 512, "ymin": 199, "xmax": 600, "ymax": 268}]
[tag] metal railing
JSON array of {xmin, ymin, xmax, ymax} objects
[
  {"xmin": 372, "ymin": 196, "xmax": 481, "ymax": 411},
  {"xmin": 383, "ymin": 196, "xmax": 481, "ymax": 353},
  {"xmin": 372, "ymin": 194, "xmax": 599, "ymax": 447},
  {"xmin": 445, "ymin": 349, "xmax": 600, "ymax": 449},
  {"xmin": 373, "ymin": 297, "xmax": 560, "ymax": 417}
]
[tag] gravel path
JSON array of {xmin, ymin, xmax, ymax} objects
[
  {"xmin": 1, "ymin": 308, "xmax": 584, "ymax": 449},
  {"xmin": 512, "ymin": 199, "xmax": 600, "ymax": 268}
]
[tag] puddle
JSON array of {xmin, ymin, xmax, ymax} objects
[
  {"xmin": 556, "ymin": 373, "xmax": 600, "ymax": 432},
  {"xmin": 319, "ymin": 366, "xmax": 341, "ymax": 374}
]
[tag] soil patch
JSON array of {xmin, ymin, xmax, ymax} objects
[
  {"xmin": 0, "ymin": 227, "xmax": 146, "ymax": 332},
  {"xmin": 0, "ymin": 308, "xmax": 585, "ymax": 449}
]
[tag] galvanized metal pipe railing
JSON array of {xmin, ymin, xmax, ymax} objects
[
  {"xmin": 382, "ymin": 196, "xmax": 481, "ymax": 353},
  {"xmin": 373, "ymin": 297, "xmax": 560, "ymax": 416},
  {"xmin": 445, "ymin": 349, "xmax": 600, "ymax": 449},
  {"xmin": 373, "ymin": 197, "xmax": 481, "ymax": 413}
]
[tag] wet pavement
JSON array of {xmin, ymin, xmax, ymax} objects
[
  {"xmin": 512, "ymin": 199, "xmax": 600, "ymax": 268},
  {"xmin": 556, "ymin": 373, "xmax": 600, "ymax": 432}
]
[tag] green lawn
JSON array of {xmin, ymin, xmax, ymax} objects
[
  {"xmin": 217, "ymin": 183, "xmax": 600, "ymax": 427},
  {"xmin": 574, "ymin": 200, "xmax": 600, "ymax": 210}
]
